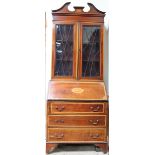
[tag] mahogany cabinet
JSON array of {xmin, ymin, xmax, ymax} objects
[{"xmin": 46, "ymin": 2, "xmax": 108, "ymax": 154}]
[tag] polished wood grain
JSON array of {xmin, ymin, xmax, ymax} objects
[
  {"xmin": 47, "ymin": 81, "xmax": 107, "ymax": 100},
  {"xmin": 47, "ymin": 115, "xmax": 106, "ymax": 127},
  {"xmin": 48, "ymin": 102, "xmax": 107, "ymax": 114},
  {"xmin": 47, "ymin": 128, "xmax": 107, "ymax": 142}
]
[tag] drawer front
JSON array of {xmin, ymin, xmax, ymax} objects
[
  {"xmin": 48, "ymin": 115, "xmax": 106, "ymax": 127},
  {"xmin": 47, "ymin": 128, "xmax": 107, "ymax": 142},
  {"xmin": 48, "ymin": 102, "xmax": 107, "ymax": 114}
]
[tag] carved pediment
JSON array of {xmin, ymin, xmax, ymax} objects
[{"xmin": 52, "ymin": 2, "xmax": 105, "ymax": 17}]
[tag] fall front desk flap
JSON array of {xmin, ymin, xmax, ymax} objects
[{"xmin": 47, "ymin": 81, "xmax": 108, "ymax": 101}]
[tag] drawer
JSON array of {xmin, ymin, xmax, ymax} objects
[
  {"xmin": 47, "ymin": 115, "xmax": 106, "ymax": 127},
  {"xmin": 47, "ymin": 128, "xmax": 107, "ymax": 142},
  {"xmin": 48, "ymin": 102, "xmax": 107, "ymax": 114}
]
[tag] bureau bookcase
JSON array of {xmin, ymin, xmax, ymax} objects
[{"xmin": 46, "ymin": 2, "xmax": 108, "ymax": 154}]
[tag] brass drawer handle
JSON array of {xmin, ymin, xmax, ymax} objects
[
  {"xmin": 90, "ymin": 106, "xmax": 100, "ymax": 112},
  {"xmin": 54, "ymin": 119, "xmax": 64, "ymax": 123},
  {"xmin": 50, "ymin": 133, "xmax": 64, "ymax": 139},
  {"xmin": 55, "ymin": 106, "xmax": 65, "ymax": 112},
  {"xmin": 90, "ymin": 134, "xmax": 100, "ymax": 139},
  {"xmin": 89, "ymin": 119, "xmax": 99, "ymax": 125}
]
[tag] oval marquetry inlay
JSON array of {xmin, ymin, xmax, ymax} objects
[{"xmin": 72, "ymin": 87, "xmax": 84, "ymax": 94}]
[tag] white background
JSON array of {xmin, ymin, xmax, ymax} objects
[{"xmin": 0, "ymin": 0, "xmax": 155, "ymax": 155}]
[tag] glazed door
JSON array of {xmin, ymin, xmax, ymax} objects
[
  {"xmin": 52, "ymin": 22, "xmax": 77, "ymax": 79},
  {"xmin": 79, "ymin": 23, "xmax": 103, "ymax": 80}
]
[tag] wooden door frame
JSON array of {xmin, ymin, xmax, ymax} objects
[
  {"xmin": 51, "ymin": 21, "xmax": 78, "ymax": 80},
  {"xmin": 78, "ymin": 22, "xmax": 104, "ymax": 81}
]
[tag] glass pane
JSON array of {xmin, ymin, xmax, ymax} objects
[
  {"xmin": 82, "ymin": 26, "xmax": 100, "ymax": 77},
  {"xmin": 54, "ymin": 25, "xmax": 73, "ymax": 76}
]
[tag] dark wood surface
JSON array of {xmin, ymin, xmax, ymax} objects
[
  {"xmin": 47, "ymin": 81, "xmax": 107, "ymax": 100},
  {"xmin": 52, "ymin": 2, "xmax": 105, "ymax": 22},
  {"xmin": 52, "ymin": 2, "xmax": 105, "ymax": 16}
]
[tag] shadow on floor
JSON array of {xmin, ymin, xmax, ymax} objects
[{"xmin": 52, "ymin": 144, "xmax": 102, "ymax": 152}]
